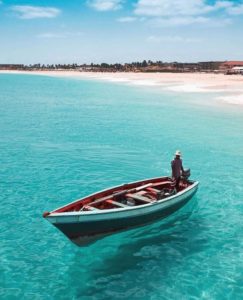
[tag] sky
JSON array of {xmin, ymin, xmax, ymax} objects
[{"xmin": 1, "ymin": 0, "xmax": 243, "ymax": 64}]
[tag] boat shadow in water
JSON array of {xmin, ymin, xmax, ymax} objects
[
  {"xmin": 71, "ymin": 196, "xmax": 207, "ymax": 298},
  {"xmin": 93, "ymin": 198, "xmax": 202, "ymax": 269}
]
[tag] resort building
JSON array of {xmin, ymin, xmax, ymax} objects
[
  {"xmin": 231, "ymin": 66, "xmax": 243, "ymax": 74},
  {"xmin": 220, "ymin": 61, "xmax": 243, "ymax": 70}
]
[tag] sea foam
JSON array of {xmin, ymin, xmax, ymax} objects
[
  {"xmin": 217, "ymin": 94, "xmax": 243, "ymax": 105},
  {"xmin": 165, "ymin": 84, "xmax": 214, "ymax": 93}
]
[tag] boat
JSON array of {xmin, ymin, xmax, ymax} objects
[{"xmin": 43, "ymin": 171, "xmax": 199, "ymax": 246}]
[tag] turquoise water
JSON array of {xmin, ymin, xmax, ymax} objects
[{"xmin": 1, "ymin": 74, "xmax": 243, "ymax": 299}]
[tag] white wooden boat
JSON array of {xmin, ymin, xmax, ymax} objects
[{"xmin": 43, "ymin": 175, "xmax": 199, "ymax": 246}]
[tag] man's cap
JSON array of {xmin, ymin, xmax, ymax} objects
[{"xmin": 175, "ymin": 150, "xmax": 181, "ymax": 156}]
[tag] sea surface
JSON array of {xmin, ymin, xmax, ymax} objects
[{"xmin": 0, "ymin": 73, "xmax": 243, "ymax": 300}]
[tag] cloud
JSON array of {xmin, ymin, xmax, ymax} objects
[
  {"xmin": 87, "ymin": 0, "xmax": 123, "ymax": 11},
  {"xmin": 147, "ymin": 35, "xmax": 203, "ymax": 43},
  {"xmin": 37, "ymin": 31, "xmax": 83, "ymax": 39},
  {"xmin": 134, "ymin": 0, "xmax": 243, "ymax": 26},
  {"xmin": 151, "ymin": 16, "xmax": 209, "ymax": 27},
  {"xmin": 38, "ymin": 33, "xmax": 64, "ymax": 38},
  {"xmin": 134, "ymin": 0, "xmax": 215, "ymax": 17},
  {"xmin": 226, "ymin": 4, "xmax": 243, "ymax": 15},
  {"xmin": 11, "ymin": 5, "xmax": 61, "ymax": 19},
  {"xmin": 214, "ymin": 1, "xmax": 243, "ymax": 15},
  {"xmin": 150, "ymin": 16, "xmax": 231, "ymax": 27},
  {"xmin": 135, "ymin": 0, "xmax": 243, "ymax": 17},
  {"xmin": 214, "ymin": 1, "xmax": 232, "ymax": 9},
  {"xmin": 117, "ymin": 16, "xmax": 137, "ymax": 22}
]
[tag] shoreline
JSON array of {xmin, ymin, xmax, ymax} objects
[{"xmin": 1, "ymin": 70, "xmax": 243, "ymax": 105}]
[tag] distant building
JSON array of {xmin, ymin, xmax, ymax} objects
[
  {"xmin": 220, "ymin": 61, "xmax": 243, "ymax": 70},
  {"xmin": 232, "ymin": 66, "xmax": 243, "ymax": 74},
  {"xmin": 198, "ymin": 61, "xmax": 223, "ymax": 71}
]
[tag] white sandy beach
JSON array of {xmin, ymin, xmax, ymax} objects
[{"xmin": 1, "ymin": 70, "xmax": 243, "ymax": 105}]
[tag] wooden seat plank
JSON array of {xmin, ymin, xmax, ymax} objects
[
  {"xmin": 146, "ymin": 187, "xmax": 161, "ymax": 193},
  {"xmin": 126, "ymin": 193, "xmax": 154, "ymax": 204},
  {"xmin": 152, "ymin": 181, "xmax": 172, "ymax": 187},
  {"xmin": 88, "ymin": 183, "xmax": 154, "ymax": 207},
  {"xmin": 106, "ymin": 199, "xmax": 128, "ymax": 208},
  {"xmin": 136, "ymin": 190, "xmax": 147, "ymax": 195}
]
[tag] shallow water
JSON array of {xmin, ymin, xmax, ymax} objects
[{"xmin": 0, "ymin": 74, "xmax": 243, "ymax": 299}]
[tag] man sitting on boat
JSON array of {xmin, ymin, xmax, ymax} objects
[{"xmin": 171, "ymin": 150, "xmax": 184, "ymax": 191}]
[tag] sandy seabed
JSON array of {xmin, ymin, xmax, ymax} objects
[{"xmin": 1, "ymin": 70, "xmax": 243, "ymax": 105}]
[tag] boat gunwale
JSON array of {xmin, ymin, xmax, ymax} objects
[{"xmin": 47, "ymin": 179, "xmax": 199, "ymax": 218}]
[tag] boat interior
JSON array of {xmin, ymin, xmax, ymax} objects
[{"xmin": 54, "ymin": 176, "xmax": 193, "ymax": 213}]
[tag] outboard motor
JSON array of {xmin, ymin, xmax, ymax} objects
[{"xmin": 181, "ymin": 168, "xmax": 191, "ymax": 181}]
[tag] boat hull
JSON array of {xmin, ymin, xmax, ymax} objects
[{"xmin": 46, "ymin": 181, "xmax": 198, "ymax": 246}]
